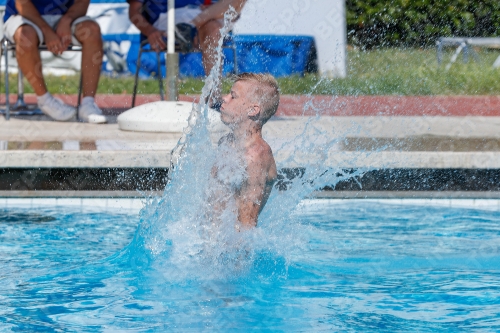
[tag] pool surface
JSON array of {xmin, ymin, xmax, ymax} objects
[{"xmin": 1, "ymin": 200, "xmax": 499, "ymax": 331}]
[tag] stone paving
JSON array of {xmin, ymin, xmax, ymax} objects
[{"xmin": 1, "ymin": 94, "xmax": 500, "ymax": 169}]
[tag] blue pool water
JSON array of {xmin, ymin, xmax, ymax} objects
[{"xmin": 1, "ymin": 200, "xmax": 499, "ymax": 331}]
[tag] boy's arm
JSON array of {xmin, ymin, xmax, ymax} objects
[{"xmin": 236, "ymin": 148, "xmax": 275, "ymax": 229}]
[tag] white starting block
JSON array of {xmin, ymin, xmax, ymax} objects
[{"xmin": 117, "ymin": 101, "xmax": 225, "ymax": 133}]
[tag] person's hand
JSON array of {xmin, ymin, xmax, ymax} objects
[
  {"xmin": 147, "ymin": 29, "xmax": 166, "ymax": 52},
  {"xmin": 55, "ymin": 16, "xmax": 73, "ymax": 51},
  {"xmin": 44, "ymin": 29, "xmax": 64, "ymax": 55}
]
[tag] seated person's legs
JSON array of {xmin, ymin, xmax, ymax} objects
[
  {"xmin": 152, "ymin": 6, "xmax": 200, "ymax": 53},
  {"xmin": 195, "ymin": 19, "xmax": 223, "ymax": 108},
  {"xmin": 9, "ymin": 22, "xmax": 76, "ymax": 121},
  {"xmin": 73, "ymin": 19, "xmax": 106, "ymax": 124},
  {"xmin": 129, "ymin": 0, "xmax": 232, "ymax": 75},
  {"xmin": 128, "ymin": 0, "xmax": 246, "ymax": 78},
  {"xmin": 13, "ymin": 25, "xmax": 45, "ymax": 96},
  {"xmin": 192, "ymin": 0, "xmax": 247, "ymax": 75},
  {"xmin": 153, "ymin": 9, "xmax": 224, "ymax": 77},
  {"xmin": 196, "ymin": 19, "xmax": 222, "ymax": 77},
  {"xmin": 3, "ymin": 6, "xmax": 106, "ymax": 123}
]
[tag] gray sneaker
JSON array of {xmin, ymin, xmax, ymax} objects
[
  {"xmin": 78, "ymin": 102, "xmax": 107, "ymax": 124},
  {"xmin": 38, "ymin": 96, "xmax": 76, "ymax": 121}
]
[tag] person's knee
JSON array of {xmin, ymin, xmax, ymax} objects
[
  {"xmin": 199, "ymin": 20, "xmax": 222, "ymax": 38},
  {"xmin": 14, "ymin": 25, "xmax": 39, "ymax": 49},
  {"xmin": 198, "ymin": 20, "xmax": 222, "ymax": 49},
  {"xmin": 75, "ymin": 20, "xmax": 102, "ymax": 43}
]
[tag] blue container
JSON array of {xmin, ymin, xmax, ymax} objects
[
  {"xmin": 233, "ymin": 35, "xmax": 315, "ymax": 77},
  {"xmin": 126, "ymin": 44, "xmax": 235, "ymax": 78},
  {"xmin": 126, "ymin": 34, "xmax": 315, "ymax": 78}
]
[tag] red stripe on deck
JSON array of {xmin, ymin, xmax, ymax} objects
[
  {"xmin": 2, "ymin": 95, "xmax": 500, "ymax": 116},
  {"xmin": 275, "ymin": 96, "xmax": 500, "ymax": 117}
]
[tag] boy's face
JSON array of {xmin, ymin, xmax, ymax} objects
[{"xmin": 220, "ymin": 80, "xmax": 256, "ymax": 126}]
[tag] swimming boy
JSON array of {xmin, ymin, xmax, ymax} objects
[{"xmin": 212, "ymin": 73, "xmax": 279, "ymax": 229}]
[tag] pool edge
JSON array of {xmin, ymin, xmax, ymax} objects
[{"xmin": 2, "ymin": 190, "xmax": 500, "ymax": 199}]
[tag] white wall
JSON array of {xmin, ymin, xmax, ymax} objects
[{"xmin": 233, "ymin": 0, "xmax": 347, "ymax": 78}]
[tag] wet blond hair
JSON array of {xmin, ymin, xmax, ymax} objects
[{"xmin": 233, "ymin": 73, "xmax": 280, "ymax": 124}]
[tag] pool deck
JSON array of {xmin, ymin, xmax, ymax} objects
[{"xmin": 1, "ymin": 94, "xmax": 500, "ymax": 197}]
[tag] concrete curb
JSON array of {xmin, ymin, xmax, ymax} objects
[
  {"xmin": 2, "ymin": 150, "xmax": 500, "ymax": 168},
  {"xmin": 0, "ymin": 150, "xmax": 171, "ymax": 168}
]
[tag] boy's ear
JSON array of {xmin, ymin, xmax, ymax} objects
[{"xmin": 248, "ymin": 104, "xmax": 261, "ymax": 117}]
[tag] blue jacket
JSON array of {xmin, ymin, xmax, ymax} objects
[
  {"xmin": 4, "ymin": 0, "xmax": 75, "ymax": 22},
  {"xmin": 128, "ymin": 0, "xmax": 207, "ymax": 25}
]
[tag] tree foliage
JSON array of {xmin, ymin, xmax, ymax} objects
[{"xmin": 346, "ymin": 0, "xmax": 500, "ymax": 47}]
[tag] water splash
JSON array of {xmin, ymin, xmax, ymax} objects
[
  {"xmin": 129, "ymin": 9, "xmax": 368, "ymax": 282},
  {"xmin": 169, "ymin": 8, "xmax": 238, "ymax": 169}
]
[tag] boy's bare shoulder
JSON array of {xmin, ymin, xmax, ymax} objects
[
  {"xmin": 245, "ymin": 139, "xmax": 277, "ymax": 179},
  {"xmin": 247, "ymin": 138, "xmax": 274, "ymax": 161}
]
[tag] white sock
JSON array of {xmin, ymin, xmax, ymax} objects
[
  {"xmin": 82, "ymin": 96, "xmax": 95, "ymax": 105},
  {"xmin": 37, "ymin": 92, "xmax": 52, "ymax": 105}
]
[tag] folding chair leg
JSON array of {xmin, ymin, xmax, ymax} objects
[
  {"xmin": 132, "ymin": 47, "xmax": 143, "ymax": 108},
  {"xmin": 13, "ymin": 70, "xmax": 28, "ymax": 110},
  {"xmin": 3, "ymin": 39, "xmax": 10, "ymax": 120},
  {"xmin": 156, "ymin": 51, "xmax": 164, "ymax": 101},
  {"xmin": 76, "ymin": 73, "xmax": 83, "ymax": 121},
  {"xmin": 0, "ymin": 40, "xmax": 3, "ymax": 118}
]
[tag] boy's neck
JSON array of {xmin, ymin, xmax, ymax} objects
[{"xmin": 231, "ymin": 122, "xmax": 263, "ymax": 148}]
